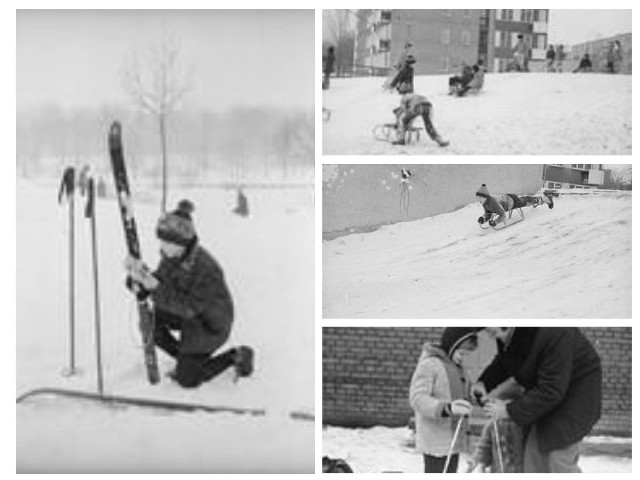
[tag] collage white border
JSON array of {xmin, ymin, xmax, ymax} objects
[{"xmin": 6, "ymin": 1, "xmax": 638, "ymax": 477}]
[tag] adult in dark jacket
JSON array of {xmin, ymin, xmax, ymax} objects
[
  {"xmin": 546, "ymin": 45, "xmax": 556, "ymax": 72},
  {"xmin": 476, "ymin": 183, "xmax": 554, "ymax": 226},
  {"xmin": 473, "ymin": 327, "xmax": 602, "ymax": 473},
  {"xmin": 125, "ymin": 199, "xmax": 253, "ymax": 388},
  {"xmin": 389, "ymin": 55, "xmax": 415, "ymax": 94}
]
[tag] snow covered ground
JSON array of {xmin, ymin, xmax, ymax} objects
[
  {"xmin": 323, "ymin": 190, "xmax": 631, "ymax": 319},
  {"xmin": 322, "ymin": 426, "xmax": 632, "ymax": 473},
  {"xmin": 16, "ymin": 177, "xmax": 315, "ymax": 473},
  {"xmin": 322, "ymin": 73, "xmax": 632, "ymax": 155}
]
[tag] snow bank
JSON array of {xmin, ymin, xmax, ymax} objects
[
  {"xmin": 322, "ymin": 73, "xmax": 631, "ymax": 155},
  {"xmin": 323, "ymin": 190, "xmax": 631, "ymax": 318}
]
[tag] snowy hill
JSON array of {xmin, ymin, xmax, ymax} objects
[
  {"xmin": 323, "ymin": 190, "xmax": 631, "ymax": 319},
  {"xmin": 322, "ymin": 73, "xmax": 632, "ymax": 155},
  {"xmin": 16, "ymin": 179, "xmax": 314, "ymax": 472}
]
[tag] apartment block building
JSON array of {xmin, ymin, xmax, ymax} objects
[
  {"xmin": 354, "ymin": 9, "xmax": 549, "ymax": 74},
  {"xmin": 543, "ymin": 164, "xmax": 608, "ymax": 190}
]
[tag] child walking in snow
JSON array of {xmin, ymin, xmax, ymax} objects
[{"xmin": 409, "ymin": 328, "xmax": 482, "ymax": 473}]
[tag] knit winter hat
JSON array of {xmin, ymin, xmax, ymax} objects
[
  {"xmin": 156, "ymin": 199, "xmax": 197, "ymax": 247},
  {"xmin": 476, "ymin": 184, "xmax": 490, "ymax": 199},
  {"xmin": 440, "ymin": 327, "xmax": 483, "ymax": 357}
]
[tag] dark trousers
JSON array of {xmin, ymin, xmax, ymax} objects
[
  {"xmin": 398, "ymin": 103, "xmax": 442, "ymax": 144},
  {"xmin": 423, "ymin": 453, "xmax": 459, "ymax": 473},
  {"xmin": 154, "ymin": 311, "xmax": 235, "ymax": 388}
]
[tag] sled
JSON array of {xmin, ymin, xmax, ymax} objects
[
  {"xmin": 479, "ymin": 208, "xmax": 525, "ymax": 230},
  {"xmin": 372, "ymin": 123, "xmax": 423, "ymax": 144},
  {"xmin": 16, "ymin": 387, "xmax": 266, "ymax": 416}
]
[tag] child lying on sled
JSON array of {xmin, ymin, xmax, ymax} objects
[{"xmin": 476, "ymin": 184, "xmax": 554, "ymax": 227}]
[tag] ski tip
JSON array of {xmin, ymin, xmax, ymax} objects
[{"xmin": 109, "ymin": 121, "xmax": 122, "ymax": 139}]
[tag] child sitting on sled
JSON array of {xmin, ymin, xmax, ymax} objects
[
  {"xmin": 476, "ymin": 184, "xmax": 554, "ymax": 227},
  {"xmin": 409, "ymin": 328, "xmax": 482, "ymax": 473},
  {"xmin": 392, "ymin": 93, "xmax": 449, "ymax": 147}
]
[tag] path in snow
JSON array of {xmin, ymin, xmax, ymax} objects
[
  {"xmin": 322, "ymin": 73, "xmax": 632, "ymax": 155},
  {"xmin": 323, "ymin": 191, "xmax": 631, "ymax": 319}
]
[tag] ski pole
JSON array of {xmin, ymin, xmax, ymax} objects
[
  {"xmin": 443, "ymin": 415, "xmax": 465, "ymax": 473},
  {"xmin": 492, "ymin": 420, "xmax": 505, "ymax": 473},
  {"xmin": 86, "ymin": 178, "xmax": 104, "ymax": 395},
  {"xmin": 58, "ymin": 166, "xmax": 77, "ymax": 376}
]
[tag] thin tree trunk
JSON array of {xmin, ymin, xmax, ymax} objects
[{"xmin": 160, "ymin": 113, "xmax": 167, "ymax": 213}]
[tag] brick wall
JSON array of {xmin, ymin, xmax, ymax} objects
[{"xmin": 323, "ymin": 327, "xmax": 631, "ymax": 437}]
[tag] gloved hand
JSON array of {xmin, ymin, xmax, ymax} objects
[
  {"xmin": 484, "ymin": 398, "xmax": 509, "ymax": 420},
  {"xmin": 489, "ymin": 219, "xmax": 497, "ymax": 227},
  {"xmin": 124, "ymin": 256, "xmax": 159, "ymax": 291},
  {"xmin": 125, "ymin": 275, "xmax": 151, "ymax": 301},
  {"xmin": 449, "ymin": 398, "xmax": 472, "ymax": 416},
  {"xmin": 478, "ymin": 216, "xmax": 486, "ymax": 225},
  {"xmin": 471, "ymin": 382, "xmax": 488, "ymax": 405}
]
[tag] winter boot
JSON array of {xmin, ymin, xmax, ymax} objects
[
  {"xmin": 436, "ymin": 136, "xmax": 450, "ymax": 147},
  {"xmin": 233, "ymin": 346, "xmax": 254, "ymax": 379},
  {"xmin": 544, "ymin": 193, "xmax": 554, "ymax": 209}
]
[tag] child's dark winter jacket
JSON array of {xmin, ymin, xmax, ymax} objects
[
  {"xmin": 479, "ymin": 194, "xmax": 515, "ymax": 224},
  {"xmin": 390, "ymin": 63, "xmax": 414, "ymax": 94},
  {"xmin": 478, "ymin": 328, "xmax": 602, "ymax": 454},
  {"xmin": 152, "ymin": 243, "xmax": 234, "ymax": 355}
]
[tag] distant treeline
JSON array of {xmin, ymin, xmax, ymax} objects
[{"xmin": 17, "ymin": 104, "xmax": 314, "ymax": 179}]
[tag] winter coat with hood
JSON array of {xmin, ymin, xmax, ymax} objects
[
  {"xmin": 478, "ymin": 327, "xmax": 602, "ymax": 454},
  {"xmin": 409, "ymin": 334, "xmax": 474, "ymax": 456},
  {"xmin": 152, "ymin": 242, "xmax": 234, "ymax": 355}
]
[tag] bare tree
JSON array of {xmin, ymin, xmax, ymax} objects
[
  {"xmin": 324, "ymin": 10, "xmax": 356, "ymax": 76},
  {"xmin": 122, "ymin": 37, "xmax": 191, "ymax": 212}
]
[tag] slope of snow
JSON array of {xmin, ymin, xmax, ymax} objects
[
  {"xmin": 322, "ymin": 426, "xmax": 632, "ymax": 473},
  {"xmin": 323, "ymin": 190, "xmax": 631, "ymax": 319},
  {"xmin": 322, "ymin": 73, "xmax": 632, "ymax": 155},
  {"xmin": 16, "ymin": 178, "xmax": 314, "ymax": 472}
]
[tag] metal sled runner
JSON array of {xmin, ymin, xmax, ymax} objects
[
  {"xmin": 479, "ymin": 208, "xmax": 525, "ymax": 230},
  {"xmin": 372, "ymin": 123, "xmax": 423, "ymax": 144}
]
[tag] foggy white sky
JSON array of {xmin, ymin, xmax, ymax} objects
[
  {"xmin": 17, "ymin": 10, "xmax": 314, "ymax": 112},
  {"xmin": 548, "ymin": 9, "xmax": 631, "ymax": 45}
]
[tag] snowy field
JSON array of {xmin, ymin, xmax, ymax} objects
[
  {"xmin": 16, "ymin": 177, "xmax": 315, "ymax": 473},
  {"xmin": 323, "ymin": 190, "xmax": 631, "ymax": 319},
  {"xmin": 322, "ymin": 73, "xmax": 632, "ymax": 155},
  {"xmin": 322, "ymin": 426, "xmax": 632, "ymax": 473}
]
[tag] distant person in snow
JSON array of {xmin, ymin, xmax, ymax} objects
[
  {"xmin": 323, "ymin": 46, "xmax": 336, "ymax": 90},
  {"xmin": 555, "ymin": 44, "xmax": 565, "ymax": 73},
  {"xmin": 124, "ymin": 199, "xmax": 253, "ymax": 388},
  {"xmin": 448, "ymin": 62, "xmax": 474, "ymax": 95},
  {"xmin": 389, "ymin": 54, "xmax": 416, "ymax": 94},
  {"xmin": 605, "ymin": 40, "xmax": 623, "ymax": 74},
  {"xmin": 233, "ymin": 187, "xmax": 249, "ymax": 217},
  {"xmin": 476, "ymin": 184, "xmax": 554, "ymax": 227},
  {"xmin": 456, "ymin": 63, "xmax": 485, "ymax": 97},
  {"xmin": 573, "ymin": 53, "xmax": 593, "ymax": 73},
  {"xmin": 409, "ymin": 327, "xmax": 482, "ymax": 473},
  {"xmin": 512, "ymin": 35, "xmax": 530, "ymax": 72},
  {"xmin": 391, "ymin": 92, "xmax": 449, "ymax": 147},
  {"xmin": 546, "ymin": 45, "xmax": 556, "ymax": 72}
]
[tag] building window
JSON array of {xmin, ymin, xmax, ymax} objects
[
  {"xmin": 514, "ymin": 9, "xmax": 522, "ymax": 21},
  {"xmin": 535, "ymin": 34, "xmax": 546, "ymax": 50},
  {"xmin": 534, "ymin": 10, "xmax": 547, "ymax": 23},
  {"xmin": 380, "ymin": 10, "xmax": 392, "ymax": 23},
  {"xmin": 379, "ymin": 39, "xmax": 390, "ymax": 52},
  {"xmin": 441, "ymin": 28, "xmax": 450, "ymax": 45},
  {"xmin": 494, "ymin": 30, "xmax": 501, "ymax": 48},
  {"xmin": 523, "ymin": 10, "xmax": 533, "ymax": 23},
  {"xmin": 461, "ymin": 30, "xmax": 471, "ymax": 46}
]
